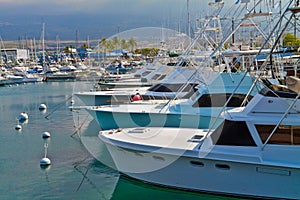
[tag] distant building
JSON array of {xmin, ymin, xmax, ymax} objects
[{"xmin": 0, "ymin": 48, "xmax": 29, "ymax": 63}]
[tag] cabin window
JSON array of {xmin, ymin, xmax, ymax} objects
[
  {"xmin": 151, "ymin": 74, "xmax": 160, "ymax": 80},
  {"xmin": 141, "ymin": 71, "xmax": 152, "ymax": 76},
  {"xmin": 211, "ymin": 120, "xmax": 256, "ymax": 146},
  {"xmin": 259, "ymin": 87, "xmax": 298, "ymax": 98},
  {"xmin": 148, "ymin": 83, "xmax": 197, "ymax": 93},
  {"xmin": 158, "ymin": 74, "xmax": 166, "ymax": 80},
  {"xmin": 193, "ymin": 93, "xmax": 253, "ymax": 107},
  {"xmin": 256, "ymin": 125, "xmax": 300, "ymax": 145}
]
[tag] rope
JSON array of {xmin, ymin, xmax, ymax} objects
[
  {"xmin": 70, "ymin": 114, "xmax": 90, "ymax": 137},
  {"xmin": 44, "ymin": 95, "xmax": 73, "ymax": 119}
]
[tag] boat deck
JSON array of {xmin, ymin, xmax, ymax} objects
[{"xmin": 99, "ymin": 127, "xmax": 205, "ymax": 150}]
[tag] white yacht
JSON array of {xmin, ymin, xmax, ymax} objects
[
  {"xmin": 98, "ymin": 64, "xmax": 173, "ymax": 89},
  {"xmin": 86, "ymin": 72, "xmax": 259, "ymax": 130},
  {"xmin": 98, "ymin": 78, "xmax": 300, "ymax": 199},
  {"xmin": 75, "ymin": 67, "xmax": 213, "ymax": 106}
]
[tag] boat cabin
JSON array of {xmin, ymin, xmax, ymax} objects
[{"xmin": 210, "ymin": 119, "xmax": 300, "ymax": 147}]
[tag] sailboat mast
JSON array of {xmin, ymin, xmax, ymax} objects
[
  {"xmin": 187, "ymin": 0, "xmax": 191, "ymax": 38},
  {"xmin": 42, "ymin": 22, "xmax": 45, "ymax": 70}
]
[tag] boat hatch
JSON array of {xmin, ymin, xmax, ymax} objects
[
  {"xmin": 189, "ymin": 135, "xmax": 204, "ymax": 142},
  {"xmin": 128, "ymin": 128, "xmax": 149, "ymax": 134}
]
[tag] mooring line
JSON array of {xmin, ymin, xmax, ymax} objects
[
  {"xmin": 70, "ymin": 114, "xmax": 90, "ymax": 137},
  {"xmin": 44, "ymin": 95, "xmax": 73, "ymax": 119}
]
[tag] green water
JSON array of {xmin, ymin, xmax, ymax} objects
[{"xmin": 0, "ymin": 82, "xmax": 244, "ymax": 199}]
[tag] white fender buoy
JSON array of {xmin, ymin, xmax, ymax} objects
[
  {"xmin": 42, "ymin": 131, "xmax": 51, "ymax": 139},
  {"xmin": 18, "ymin": 112, "xmax": 28, "ymax": 121},
  {"xmin": 40, "ymin": 157, "xmax": 51, "ymax": 166},
  {"xmin": 40, "ymin": 143, "xmax": 51, "ymax": 166},
  {"xmin": 15, "ymin": 124, "xmax": 22, "ymax": 130},
  {"xmin": 70, "ymin": 100, "xmax": 75, "ymax": 105},
  {"xmin": 39, "ymin": 104, "xmax": 47, "ymax": 110}
]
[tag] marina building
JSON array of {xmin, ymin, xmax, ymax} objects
[{"xmin": 0, "ymin": 48, "xmax": 29, "ymax": 63}]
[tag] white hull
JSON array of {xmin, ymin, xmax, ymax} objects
[
  {"xmin": 104, "ymin": 140, "xmax": 300, "ymax": 199},
  {"xmin": 80, "ymin": 136, "xmax": 117, "ymax": 169}
]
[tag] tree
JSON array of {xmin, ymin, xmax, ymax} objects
[
  {"xmin": 106, "ymin": 40, "xmax": 114, "ymax": 52},
  {"xmin": 111, "ymin": 36, "xmax": 120, "ymax": 50},
  {"xmin": 283, "ymin": 33, "xmax": 300, "ymax": 48},
  {"xmin": 99, "ymin": 37, "xmax": 107, "ymax": 52},
  {"xmin": 81, "ymin": 43, "xmax": 89, "ymax": 49},
  {"xmin": 98, "ymin": 38, "xmax": 108, "ymax": 61},
  {"xmin": 63, "ymin": 45, "xmax": 73, "ymax": 53},
  {"xmin": 120, "ymin": 39, "xmax": 129, "ymax": 50},
  {"xmin": 128, "ymin": 37, "xmax": 137, "ymax": 52},
  {"xmin": 134, "ymin": 48, "xmax": 159, "ymax": 56}
]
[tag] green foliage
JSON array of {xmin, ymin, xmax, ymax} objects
[
  {"xmin": 63, "ymin": 45, "xmax": 73, "ymax": 53},
  {"xmin": 283, "ymin": 33, "xmax": 300, "ymax": 48},
  {"xmin": 81, "ymin": 43, "xmax": 89, "ymax": 49},
  {"xmin": 97, "ymin": 36, "xmax": 137, "ymax": 52},
  {"xmin": 128, "ymin": 37, "xmax": 137, "ymax": 52},
  {"xmin": 134, "ymin": 48, "xmax": 159, "ymax": 56}
]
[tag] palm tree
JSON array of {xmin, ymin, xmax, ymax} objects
[
  {"xmin": 106, "ymin": 40, "xmax": 114, "ymax": 52},
  {"xmin": 99, "ymin": 37, "xmax": 108, "ymax": 61},
  {"xmin": 111, "ymin": 36, "xmax": 120, "ymax": 50},
  {"xmin": 120, "ymin": 39, "xmax": 129, "ymax": 50},
  {"xmin": 128, "ymin": 37, "xmax": 137, "ymax": 52}
]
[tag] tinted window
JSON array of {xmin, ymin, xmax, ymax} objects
[
  {"xmin": 141, "ymin": 71, "xmax": 152, "ymax": 76},
  {"xmin": 148, "ymin": 83, "xmax": 197, "ymax": 93},
  {"xmin": 151, "ymin": 74, "xmax": 161, "ymax": 80},
  {"xmin": 256, "ymin": 125, "xmax": 300, "ymax": 145},
  {"xmin": 259, "ymin": 87, "xmax": 298, "ymax": 98},
  {"xmin": 158, "ymin": 74, "xmax": 166, "ymax": 80},
  {"xmin": 193, "ymin": 93, "xmax": 252, "ymax": 107},
  {"xmin": 212, "ymin": 120, "xmax": 256, "ymax": 146}
]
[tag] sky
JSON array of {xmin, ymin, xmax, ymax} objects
[{"xmin": 0, "ymin": 0, "xmax": 237, "ymax": 41}]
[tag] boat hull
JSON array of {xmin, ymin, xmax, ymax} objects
[
  {"xmin": 94, "ymin": 109, "xmax": 220, "ymax": 130},
  {"xmin": 104, "ymin": 141, "xmax": 300, "ymax": 199},
  {"xmin": 77, "ymin": 93, "xmax": 132, "ymax": 106}
]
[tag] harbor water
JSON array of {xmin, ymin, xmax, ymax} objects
[{"xmin": 0, "ymin": 81, "xmax": 243, "ymax": 199}]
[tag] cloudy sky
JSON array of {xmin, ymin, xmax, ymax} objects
[{"xmin": 0, "ymin": 0, "xmax": 235, "ymax": 41}]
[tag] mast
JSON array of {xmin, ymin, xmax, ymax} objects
[
  {"xmin": 56, "ymin": 34, "xmax": 60, "ymax": 63},
  {"xmin": 42, "ymin": 22, "xmax": 45, "ymax": 71},
  {"xmin": 187, "ymin": 0, "xmax": 191, "ymax": 39}
]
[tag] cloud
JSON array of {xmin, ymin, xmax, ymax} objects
[{"xmin": 0, "ymin": 0, "xmax": 189, "ymax": 15}]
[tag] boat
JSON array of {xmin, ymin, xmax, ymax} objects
[
  {"xmin": 1, "ymin": 73, "xmax": 23, "ymax": 85},
  {"xmin": 0, "ymin": 76, "xmax": 8, "ymax": 86},
  {"xmin": 75, "ymin": 67, "xmax": 214, "ymax": 106},
  {"xmin": 86, "ymin": 72, "xmax": 260, "ymax": 130},
  {"xmin": 44, "ymin": 71, "xmax": 76, "ymax": 82},
  {"xmin": 22, "ymin": 74, "xmax": 43, "ymax": 83},
  {"xmin": 98, "ymin": 64, "xmax": 174, "ymax": 89},
  {"xmin": 97, "ymin": 77, "xmax": 300, "ymax": 199}
]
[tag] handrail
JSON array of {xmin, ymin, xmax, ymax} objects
[
  {"xmin": 201, "ymin": 70, "xmax": 249, "ymax": 141},
  {"xmin": 261, "ymin": 93, "xmax": 300, "ymax": 150}
]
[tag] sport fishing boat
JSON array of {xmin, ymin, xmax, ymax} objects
[
  {"xmin": 86, "ymin": 72, "xmax": 259, "ymax": 130},
  {"xmin": 98, "ymin": 76, "xmax": 300, "ymax": 199},
  {"xmin": 75, "ymin": 67, "xmax": 216, "ymax": 106}
]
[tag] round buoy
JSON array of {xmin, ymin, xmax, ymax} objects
[
  {"xmin": 39, "ymin": 104, "xmax": 47, "ymax": 110},
  {"xmin": 18, "ymin": 112, "xmax": 28, "ymax": 121},
  {"xmin": 40, "ymin": 157, "xmax": 51, "ymax": 166},
  {"xmin": 42, "ymin": 131, "xmax": 51, "ymax": 139},
  {"xmin": 15, "ymin": 124, "xmax": 22, "ymax": 130},
  {"xmin": 70, "ymin": 100, "xmax": 75, "ymax": 105},
  {"xmin": 132, "ymin": 93, "xmax": 142, "ymax": 101}
]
